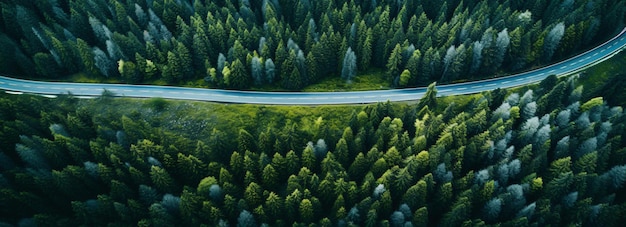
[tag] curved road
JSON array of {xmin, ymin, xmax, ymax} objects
[{"xmin": 1, "ymin": 28, "xmax": 625, "ymax": 105}]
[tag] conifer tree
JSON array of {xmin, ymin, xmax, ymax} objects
[
  {"xmin": 387, "ymin": 44, "xmax": 403, "ymax": 86},
  {"xmin": 341, "ymin": 47, "xmax": 357, "ymax": 82}
]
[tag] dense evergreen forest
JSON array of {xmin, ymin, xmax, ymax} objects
[
  {"xmin": 1, "ymin": 73, "xmax": 626, "ymax": 226},
  {"xmin": 0, "ymin": 0, "xmax": 625, "ymax": 90}
]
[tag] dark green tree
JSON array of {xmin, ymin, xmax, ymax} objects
[
  {"xmin": 387, "ymin": 44, "xmax": 403, "ymax": 86},
  {"xmin": 226, "ymin": 59, "xmax": 249, "ymax": 89}
]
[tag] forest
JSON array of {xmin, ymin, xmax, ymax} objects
[
  {"xmin": 1, "ymin": 70, "xmax": 626, "ymax": 225},
  {"xmin": 2, "ymin": 0, "xmax": 626, "ymax": 226},
  {"xmin": 0, "ymin": 0, "xmax": 625, "ymax": 90}
]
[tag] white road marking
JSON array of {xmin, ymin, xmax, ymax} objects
[
  {"xmin": 36, "ymin": 86, "xmax": 44, "ymax": 89},
  {"xmin": 22, "ymin": 85, "xmax": 31, "ymax": 88},
  {"xmin": 570, "ymin": 62, "xmax": 576, "ymax": 66},
  {"xmin": 80, "ymin": 88, "xmax": 88, "ymax": 90},
  {"xmin": 601, "ymin": 49, "xmax": 606, "ymax": 53},
  {"xmin": 439, "ymin": 89, "xmax": 451, "ymax": 92},
  {"xmin": 608, "ymin": 44, "xmax": 613, "ymax": 48},
  {"xmin": 560, "ymin": 66, "xmax": 567, "ymax": 69},
  {"xmin": 593, "ymin": 52, "xmax": 599, "ymax": 56},
  {"xmin": 501, "ymin": 81, "xmax": 511, "ymax": 84},
  {"xmin": 456, "ymin": 87, "xmax": 467, "ymax": 91},
  {"xmin": 8, "ymin": 83, "xmax": 17, "ymax": 86},
  {"xmin": 183, "ymin": 92, "xmax": 194, "ymax": 95},
  {"xmin": 108, "ymin": 89, "xmax": 118, "ymax": 91},
  {"xmin": 365, "ymin": 96, "xmax": 377, "ymax": 98},
  {"xmin": 0, "ymin": 81, "xmax": 5, "ymax": 84},
  {"xmin": 516, "ymin": 78, "xmax": 524, "ymax": 81},
  {"xmin": 486, "ymin": 84, "xmax": 497, "ymax": 87},
  {"xmin": 169, "ymin": 92, "xmax": 180, "ymax": 94}
]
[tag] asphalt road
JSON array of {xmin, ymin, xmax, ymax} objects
[{"xmin": 1, "ymin": 28, "xmax": 625, "ymax": 105}]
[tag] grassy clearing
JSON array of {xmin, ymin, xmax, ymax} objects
[
  {"xmin": 576, "ymin": 50, "xmax": 626, "ymax": 107},
  {"xmin": 58, "ymin": 68, "xmax": 392, "ymax": 92},
  {"xmin": 578, "ymin": 51, "xmax": 626, "ymax": 94},
  {"xmin": 83, "ymin": 96, "xmax": 365, "ymax": 140},
  {"xmin": 303, "ymin": 69, "xmax": 389, "ymax": 92},
  {"xmin": 66, "ymin": 73, "xmax": 125, "ymax": 84},
  {"xmin": 437, "ymin": 93, "xmax": 481, "ymax": 112}
]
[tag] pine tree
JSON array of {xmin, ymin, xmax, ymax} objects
[
  {"xmin": 494, "ymin": 29, "xmax": 511, "ymax": 70},
  {"xmin": 176, "ymin": 42, "xmax": 193, "ymax": 80},
  {"xmin": 265, "ymin": 58, "xmax": 275, "ymax": 84},
  {"xmin": 227, "ymin": 59, "xmax": 249, "ymax": 89},
  {"xmin": 543, "ymin": 23, "xmax": 565, "ymax": 63},
  {"xmin": 441, "ymin": 45, "xmax": 457, "ymax": 82},
  {"xmin": 119, "ymin": 60, "xmax": 141, "ymax": 83},
  {"xmin": 341, "ymin": 47, "xmax": 357, "ymax": 82},
  {"xmin": 262, "ymin": 164, "xmax": 278, "ymax": 190},
  {"xmin": 150, "ymin": 166, "xmax": 176, "ymax": 193},
  {"xmin": 302, "ymin": 144, "xmax": 317, "ymax": 171},
  {"xmin": 394, "ymin": 167, "xmax": 413, "ymax": 194},
  {"xmin": 483, "ymin": 198, "xmax": 502, "ymax": 223},
  {"xmin": 251, "ymin": 56, "xmax": 263, "ymax": 85},
  {"xmin": 264, "ymin": 192, "xmax": 283, "ymax": 221},
  {"xmin": 545, "ymin": 171, "xmax": 573, "ymax": 199},
  {"xmin": 244, "ymin": 182, "xmax": 263, "ymax": 208},
  {"xmin": 335, "ymin": 138, "xmax": 350, "ymax": 167},
  {"xmin": 399, "ymin": 70, "xmax": 411, "ymax": 87},
  {"xmin": 387, "ymin": 44, "xmax": 403, "ymax": 86},
  {"xmin": 237, "ymin": 210, "xmax": 256, "ymax": 227},
  {"xmin": 360, "ymin": 28, "xmax": 373, "ymax": 71},
  {"xmin": 406, "ymin": 50, "xmax": 422, "ymax": 86},
  {"xmin": 417, "ymin": 82, "xmax": 438, "ymax": 111},
  {"xmin": 238, "ymin": 129, "xmax": 256, "ymax": 153},
  {"xmin": 413, "ymin": 206, "xmax": 429, "ymax": 227},
  {"xmin": 300, "ymin": 198, "xmax": 314, "ymax": 223}
]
